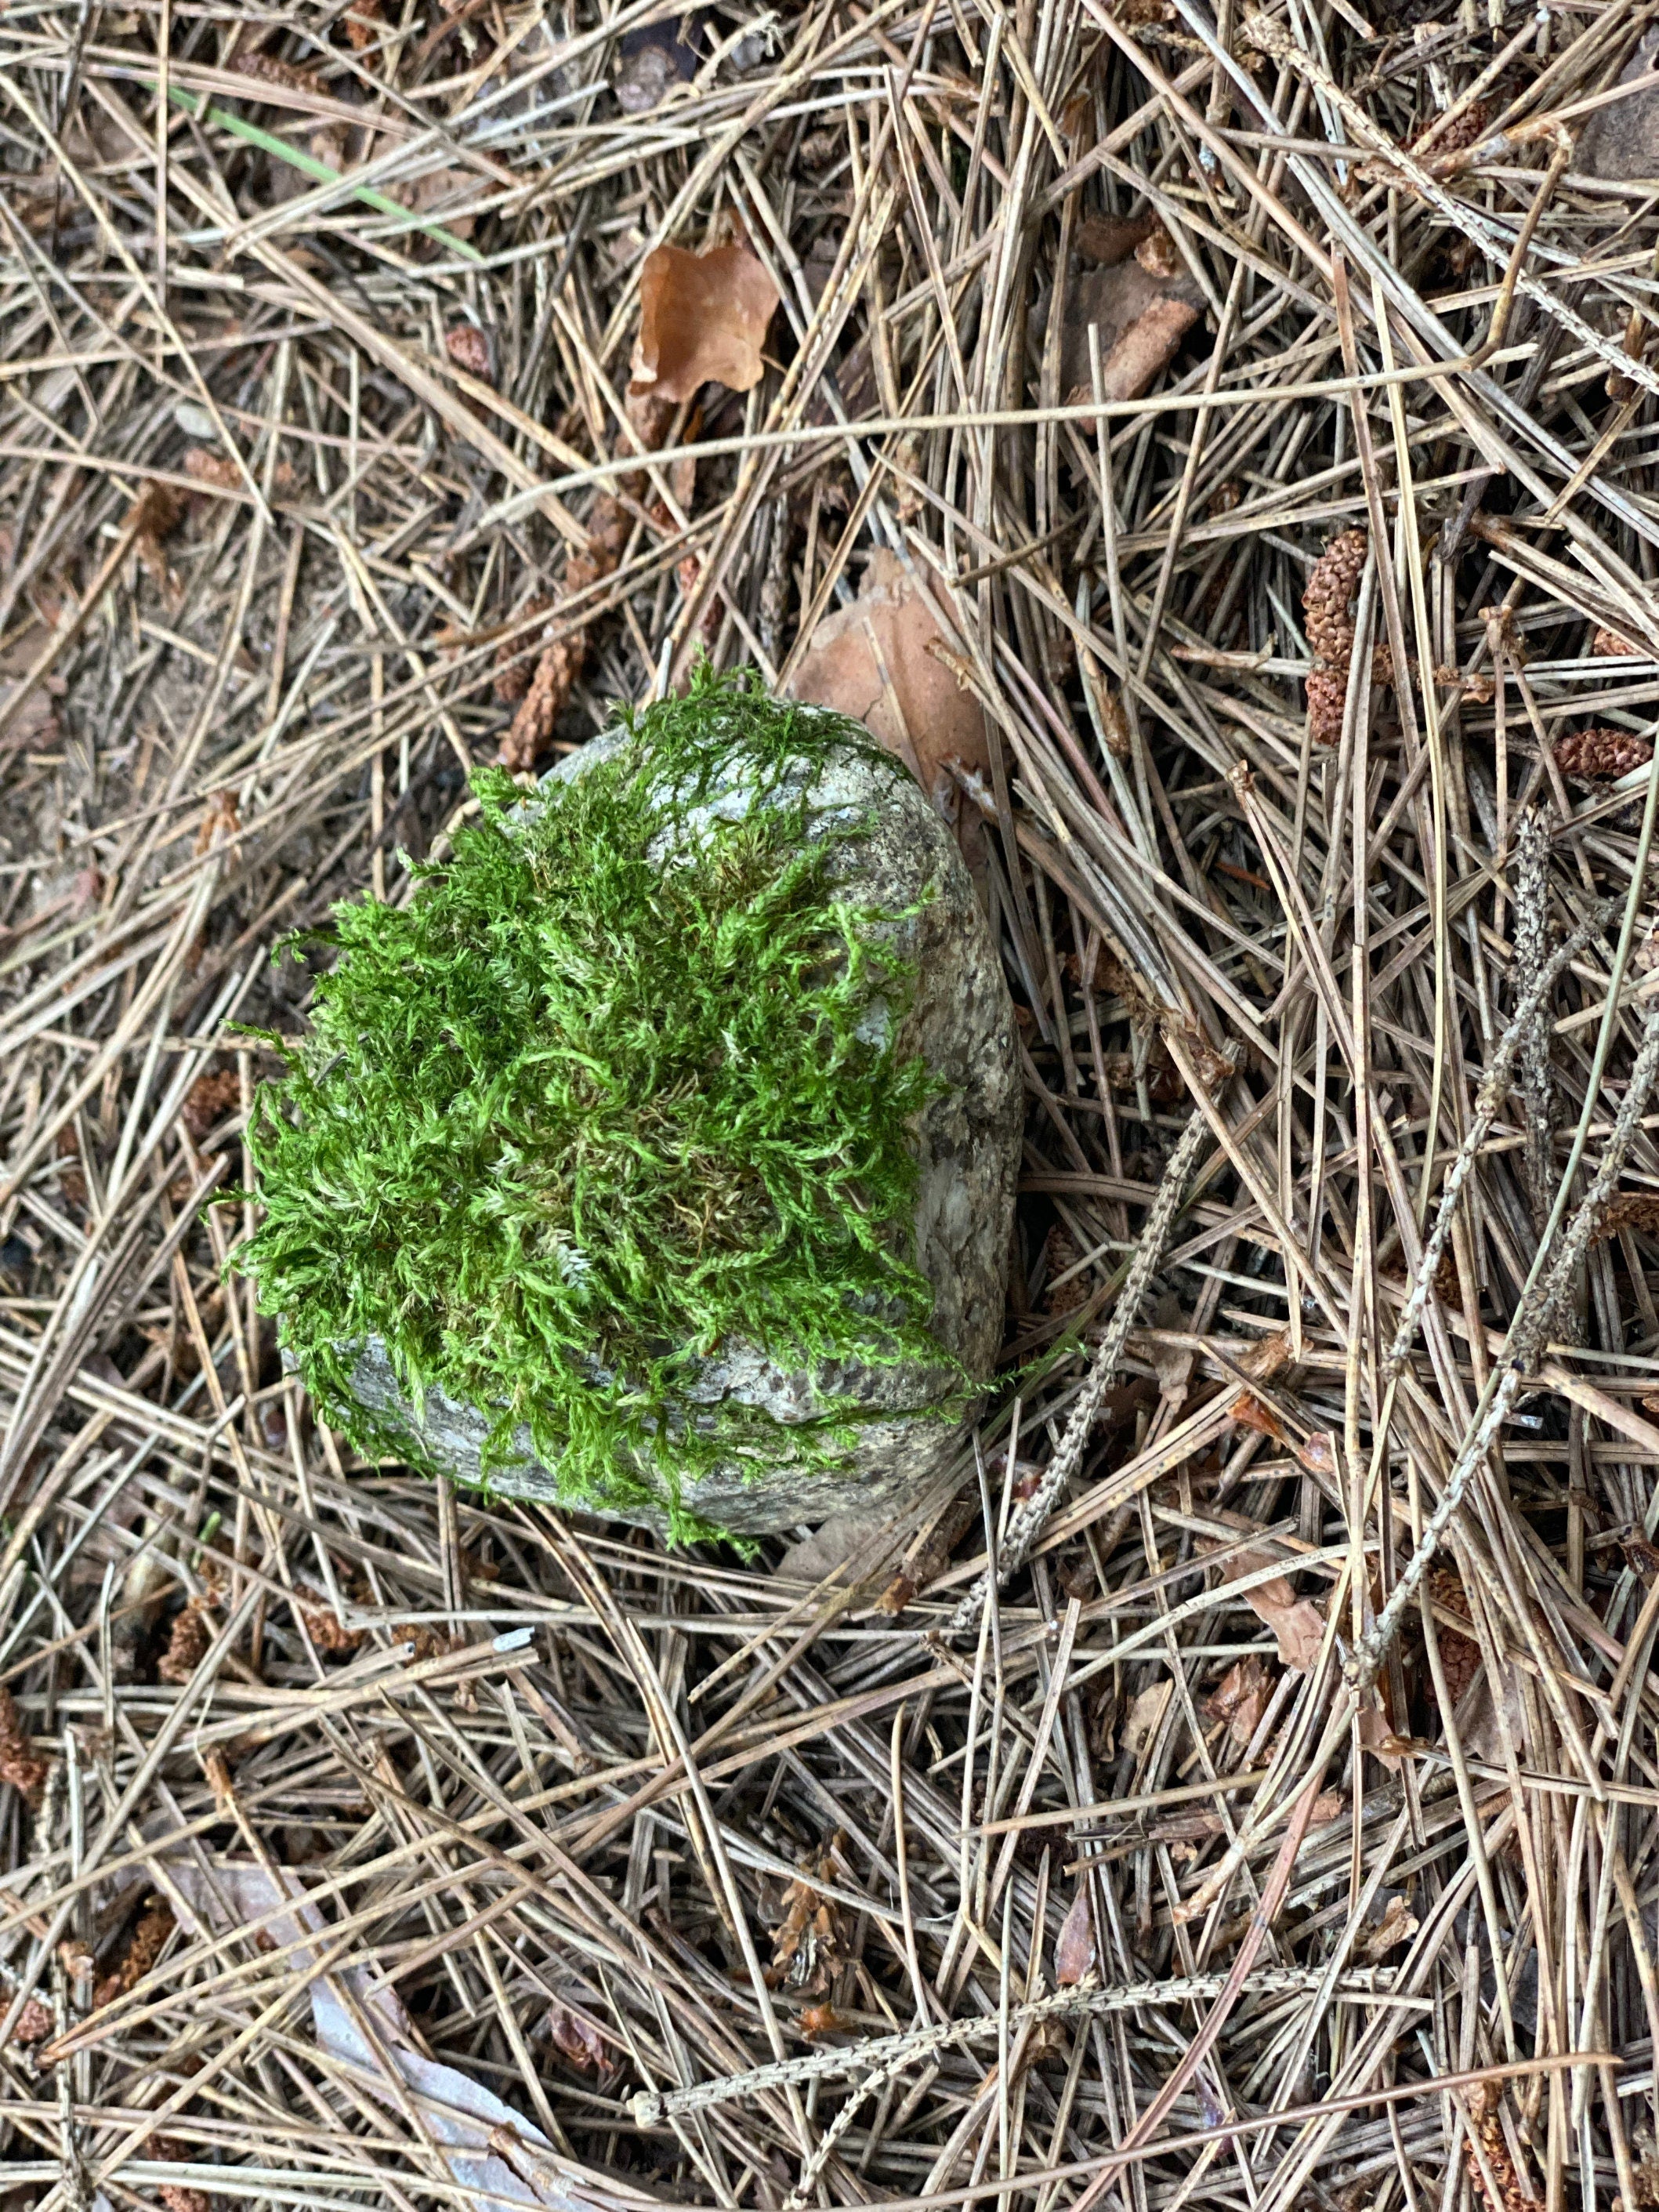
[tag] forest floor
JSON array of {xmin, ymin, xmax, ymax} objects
[{"xmin": 4, "ymin": 2, "xmax": 1659, "ymax": 2210}]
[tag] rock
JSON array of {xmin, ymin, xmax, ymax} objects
[
  {"xmin": 335, "ymin": 710, "xmax": 1021, "ymax": 1536},
  {"xmin": 1579, "ymin": 30, "xmax": 1659, "ymax": 181}
]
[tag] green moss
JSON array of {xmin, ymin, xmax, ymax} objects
[{"xmin": 237, "ymin": 667, "xmax": 952, "ymax": 1539}]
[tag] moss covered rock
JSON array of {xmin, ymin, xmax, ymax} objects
[{"xmin": 245, "ymin": 673, "xmax": 1020, "ymax": 1539}]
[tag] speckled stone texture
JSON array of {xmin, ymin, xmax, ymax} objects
[{"xmin": 333, "ymin": 713, "xmax": 1022, "ymax": 1534}]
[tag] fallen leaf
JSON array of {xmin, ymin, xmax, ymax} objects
[
  {"xmin": 1057, "ymin": 224, "xmax": 1202, "ymax": 409},
  {"xmin": 630, "ymin": 243, "xmax": 779, "ymax": 404},
  {"xmin": 1206, "ymin": 1516, "xmax": 1325, "ymax": 1671},
  {"xmin": 1055, "ymin": 1887, "xmax": 1095, "ymax": 1985},
  {"xmin": 1237, "ymin": 1326, "xmax": 1294, "ymax": 1383},
  {"xmin": 1204, "ymin": 1655, "xmax": 1274, "ymax": 1749},
  {"xmin": 1227, "ymin": 1390, "xmax": 1288, "ymax": 1445},
  {"xmin": 1124, "ymin": 1678, "xmax": 1172, "ymax": 1758},
  {"xmin": 1356, "ymin": 1690, "xmax": 1405, "ymax": 1771},
  {"xmin": 786, "ymin": 547, "xmax": 992, "ymax": 883},
  {"xmin": 614, "ymin": 13, "xmax": 702, "ymax": 111},
  {"xmin": 545, "ymin": 2001, "xmax": 605, "ymax": 2072},
  {"xmin": 1297, "ymin": 1430, "xmax": 1338, "ymax": 1478},
  {"xmin": 1360, "ymin": 1893, "xmax": 1418, "ymax": 1959}
]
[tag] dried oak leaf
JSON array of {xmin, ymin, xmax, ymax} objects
[
  {"xmin": 545, "ymin": 2000, "xmax": 606, "ymax": 2071},
  {"xmin": 1553, "ymin": 727, "xmax": 1654, "ymax": 781},
  {"xmin": 629, "ymin": 243, "xmax": 779, "ymax": 404},
  {"xmin": 1204, "ymin": 1654, "xmax": 1274, "ymax": 1748},
  {"xmin": 0, "ymin": 1686, "xmax": 49, "ymax": 1806},
  {"xmin": 1054, "ymin": 1887, "xmax": 1095, "ymax": 1985},
  {"xmin": 1208, "ymin": 1515, "xmax": 1324, "ymax": 1671},
  {"xmin": 1360, "ymin": 1892, "xmax": 1418, "ymax": 1959},
  {"xmin": 1059, "ymin": 255, "xmax": 1201, "ymax": 409},
  {"xmin": 786, "ymin": 547, "xmax": 992, "ymax": 881}
]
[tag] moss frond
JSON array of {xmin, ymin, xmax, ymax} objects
[{"xmin": 237, "ymin": 666, "xmax": 951, "ymax": 1536}]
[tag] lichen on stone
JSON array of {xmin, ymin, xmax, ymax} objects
[{"xmin": 237, "ymin": 666, "xmax": 964, "ymax": 1541}]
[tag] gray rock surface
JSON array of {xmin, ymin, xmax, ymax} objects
[{"xmin": 334, "ymin": 712, "xmax": 1022, "ymax": 1535}]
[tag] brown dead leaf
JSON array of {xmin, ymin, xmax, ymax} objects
[
  {"xmin": 1297, "ymin": 1430, "xmax": 1338, "ymax": 1478},
  {"xmin": 545, "ymin": 2000, "xmax": 606, "ymax": 2072},
  {"xmin": 1227, "ymin": 1391, "xmax": 1288, "ymax": 1445},
  {"xmin": 630, "ymin": 243, "xmax": 779, "ymax": 404},
  {"xmin": 1207, "ymin": 1516, "xmax": 1325, "ymax": 1671},
  {"xmin": 1055, "ymin": 1887, "xmax": 1095, "ymax": 1985},
  {"xmin": 786, "ymin": 547, "xmax": 992, "ymax": 883},
  {"xmin": 1356, "ymin": 1691, "xmax": 1406, "ymax": 1771},
  {"xmin": 1075, "ymin": 212, "xmax": 1157, "ymax": 266},
  {"xmin": 1360, "ymin": 1894, "xmax": 1418, "ymax": 1959},
  {"xmin": 1124, "ymin": 1678, "xmax": 1173, "ymax": 1759},
  {"xmin": 1204, "ymin": 1655, "xmax": 1274, "ymax": 1749},
  {"xmin": 1059, "ymin": 257, "xmax": 1202, "ymax": 409},
  {"xmin": 1236, "ymin": 1326, "xmax": 1294, "ymax": 1383}
]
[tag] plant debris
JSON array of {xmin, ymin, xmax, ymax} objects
[{"xmin": 5, "ymin": 0, "xmax": 1659, "ymax": 2203}]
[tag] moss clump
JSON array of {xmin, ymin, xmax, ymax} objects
[{"xmin": 238, "ymin": 667, "xmax": 951, "ymax": 1538}]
